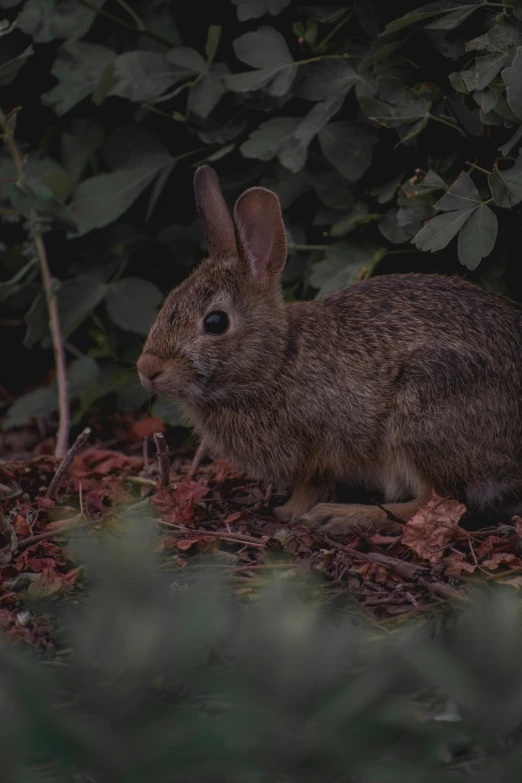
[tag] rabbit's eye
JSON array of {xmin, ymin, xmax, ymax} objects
[{"xmin": 203, "ymin": 310, "xmax": 229, "ymax": 335}]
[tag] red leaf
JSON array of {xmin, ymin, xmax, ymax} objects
[
  {"xmin": 445, "ymin": 552, "xmax": 477, "ymax": 577},
  {"xmin": 12, "ymin": 514, "xmax": 31, "ymax": 538},
  {"xmin": 131, "ymin": 417, "xmax": 165, "ymax": 440},
  {"xmin": 402, "ymin": 494, "xmax": 467, "ymax": 564},
  {"xmin": 172, "ymin": 479, "xmax": 209, "ymax": 507},
  {"xmin": 482, "ymin": 552, "xmax": 522, "ymax": 570}
]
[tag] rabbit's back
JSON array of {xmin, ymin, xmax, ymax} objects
[{"xmin": 323, "ymin": 274, "xmax": 522, "ymax": 507}]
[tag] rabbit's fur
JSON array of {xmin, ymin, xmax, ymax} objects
[{"xmin": 137, "ymin": 166, "xmax": 522, "ymax": 534}]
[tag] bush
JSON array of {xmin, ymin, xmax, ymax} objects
[
  {"xmin": 2, "ymin": 516, "xmax": 522, "ymax": 782},
  {"xmin": 2, "ymin": 0, "xmax": 522, "ymax": 430}
]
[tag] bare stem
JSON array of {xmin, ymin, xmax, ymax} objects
[
  {"xmin": 0, "ymin": 105, "xmax": 70, "ymax": 458},
  {"xmin": 153, "ymin": 432, "xmax": 170, "ymax": 487},
  {"xmin": 34, "ymin": 231, "xmax": 70, "ymax": 458},
  {"xmin": 465, "ymin": 160, "xmax": 492, "ymax": 175},
  {"xmin": 46, "ymin": 427, "xmax": 91, "ymax": 498},
  {"xmin": 187, "ymin": 440, "xmax": 207, "ymax": 479}
]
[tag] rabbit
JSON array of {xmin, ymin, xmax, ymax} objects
[{"xmin": 137, "ymin": 165, "xmax": 522, "ymax": 535}]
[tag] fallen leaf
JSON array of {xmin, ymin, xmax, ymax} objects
[
  {"xmin": 131, "ymin": 416, "xmax": 165, "ymax": 440},
  {"xmin": 12, "ymin": 514, "xmax": 31, "ymax": 538},
  {"xmin": 225, "ymin": 511, "xmax": 243, "ymax": 525},
  {"xmin": 27, "ymin": 568, "xmax": 72, "ymax": 597},
  {"xmin": 402, "ymin": 494, "xmax": 467, "ymax": 564},
  {"xmin": 482, "ymin": 552, "xmax": 522, "ymax": 570},
  {"xmin": 499, "ymin": 574, "xmax": 522, "ymax": 588},
  {"xmin": 445, "ymin": 551, "xmax": 477, "ymax": 577}
]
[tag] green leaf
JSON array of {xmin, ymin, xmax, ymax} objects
[
  {"xmin": 18, "ymin": 178, "xmax": 78, "ymax": 230},
  {"xmin": 425, "ymin": 3, "xmax": 484, "ymax": 30},
  {"xmin": 279, "ymin": 95, "xmax": 345, "ymax": 173},
  {"xmin": 205, "ymin": 25, "xmax": 221, "ymax": 63},
  {"xmin": 318, "ymin": 122, "xmax": 378, "ymax": 182},
  {"xmin": 92, "ymin": 61, "xmax": 114, "ymax": 106},
  {"xmin": 68, "ymin": 357, "xmax": 101, "ymax": 399},
  {"xmin": 298, "ymin": 60, "xmax": 360, "ymax": 101},
  {"xmin": 105, "ymin": 277, "xmax": 163, "ymax": 334},
  {"xmin": 488, "ymin": 155, "xmax": 522, "ymax": 207},
  {"xmin": 190, "ymin": 68, "xmax": 226, "ymax": 118},
  {"xmin": 231, "ymin": 0, "xmax": 290, "ymax": 21},
  {"xmin": 381, "ymin": 0, "xmax": 484, "ymax": 35},
  {"xmin": 233, "ymin": 26, "xmax": 291, "ymax": 68},
  {"xmin": 240, "ymin": 117, "xmax": 301, "ymax": 161},
  {"xmin": 411, "ymin": 208, "xmax": 475, "ymax": 252},
  {"xmin": 69, "ymin": 156, "xmax": 175, "ymax": 237},
  {"xmin": 434, "ymin": 171, "xmax": 480, "ymax": 211},
  {"xmin": 457, "ymin": 204, "xmax": 498, "ymax": 269},
  {"xmin": 310, "ymin": 241, "xmax": 386, "ymax": 298},
  {"xmin": 360, "ymin": 76, "xmax": 431, "ymax": 129},
  {"xmin": 466, "ymin": 24, "xmax": 519, "ymax": 53},
  {"xmin": 502, "ymin": 47, "xmax": 522, "ymax": 120},
  {"xmin": 228, "ymin": 26, "xmax": 296, "ymax": 96},
  {"xmin": 55, "ymin": 274, "xmax": 109, "ymax": 341},
  {"xmin": 0, "ymin": 44, "xmax": 33, "ymax": 86},
  {"xmin": 1, "ymin": 357, "xmax": 101, "ymax": 430},
  {"xmin": 109, "ymin": 51, "xmax": 185, "ymax": 103},
  {"xmin": 1, "ymin": 387, "xmax": 57, "ymax": 430},
  {"xmin": 17, "ymin": 0, "xmax": 106, "ymax": 43},
  {"xmin": 379, "ymin": 209, "xmax": 415, "ymax": 244},
  {"xmin": 61, "ymin": 119, "xmax": 104, "ymax": 181},
  {"xmin": 498, "ymin": 126, "xmax": 522, "ymax": 156},
  {"xmin": 42, "ymin": 41, "xmax": 115, "ymax": 116}
]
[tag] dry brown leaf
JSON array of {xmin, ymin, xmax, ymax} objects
[
  {"xmin": 402, "ymin": 494, "xmax": 467, "ymax": 564},
  {"xmin": 444, "ymin": 551, "xmax": 477, "ymax": 577},
  {"xmin": 482, "ymin": 552, "xmax": 522, "ymax": 570}
]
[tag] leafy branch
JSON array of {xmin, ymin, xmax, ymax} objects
[{"xmin": 0, "ymin": 106, "xmax": 70, "ymax": 458}]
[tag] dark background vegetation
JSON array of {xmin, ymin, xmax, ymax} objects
[
  {"xmin": 4, "ymin": 3, "xmax": 522, "ymax": 780},
  {"xmin": 3, "ymin": 0, "xmax": 522, "ymax": 445}
]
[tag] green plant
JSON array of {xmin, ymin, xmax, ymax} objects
[{"xmin": 2, "ymin": 0, "xmax": 522, "ymax": 435}]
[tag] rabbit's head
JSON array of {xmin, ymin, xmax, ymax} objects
[{"xmin": 137, "ymin": 166, "xmax": 288, "ymax": 406}]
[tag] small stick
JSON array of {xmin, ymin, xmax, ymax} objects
[
  {"xmin": 153, "ymin": 432, "xmax": 170, "ymax": 487},
  {"xmin": 264, "ymin": 482, "xmax": 273, "ymax": 506},
  {"xmin": 142, "ymin": 437, "xmax": 150, "ymax": 473},
  {"xmin": 465, "ymin": 160, "xmax": 492, "ymax": 175},
  {"xmin": 45, "ymin": 427, "xmax": 91, "ymax": 499},
  {"xmin": 370, "ymin": 498, "xmax": 404, "ymax": 525},
  {"xmin": 187, "ymin": 440, "xmax": 207, "ymax": 479},
  {"xmin": 325, "ymin": 538, "xmax": 429, "ymax": 580},
  {"xmin": 17, "ymin": 525, "xmax": 83, "ymax": 551},
  {"xmin": 160, "ymin": 522, "xmax": 268, "ymax": 548}
]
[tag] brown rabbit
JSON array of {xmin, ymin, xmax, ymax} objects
[{"xmin": 137, "ymin": 166, "xmax": 522, "ymax": 534}]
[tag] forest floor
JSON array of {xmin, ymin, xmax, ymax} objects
[{"xmin": 2, "ymin": 413, "xmax": 522, "ymax": 651}]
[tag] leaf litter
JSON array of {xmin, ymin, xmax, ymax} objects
[{"xmin": 2, "ymin": 423, "xmax": 522, "ymax": 647}]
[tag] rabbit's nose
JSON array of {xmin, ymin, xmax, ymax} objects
[{"xmin": 137, "ymin": 353, "xmax": 164, "ymax": 386}]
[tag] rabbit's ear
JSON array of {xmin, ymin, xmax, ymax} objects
[
  {"xmin": 193, "ymin": 166, "xmax": 237, "ymax": 259},
  {"xmin": 233, "ymin": 187, "xmax": 287, "ymax": 281}
]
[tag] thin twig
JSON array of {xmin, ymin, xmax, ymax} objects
[
  {"xmin": 17, "ymin": 525, "xmax": 83, "ymax": 551},
  {"xmin": 162, "ymin": 523, "xmax": 268, "ymax": 548},
  {"xmin": 142, "ymin": 437, "xmax": 150, "ymax": 473},
  {"xmin": 153, "ymin": 432, "xmax": 170, "ymax": 487},
  {"xmin": 0, "ymin": 105, "xmax": 70, "ymax": 458},
  {"xmin": 325, "ymin": 538, "xmax": 429, "ymax": 580},
  {"xmin": 465, "ymin": 161, "xmax": 492, "ymax": 175},
  {"xmin": 187, "ymin": 440, "xmax": 207, "ymax": 479},
  {"xmin": 45, "ymin": 427, "xmax": 91, "ymax": 498}
]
